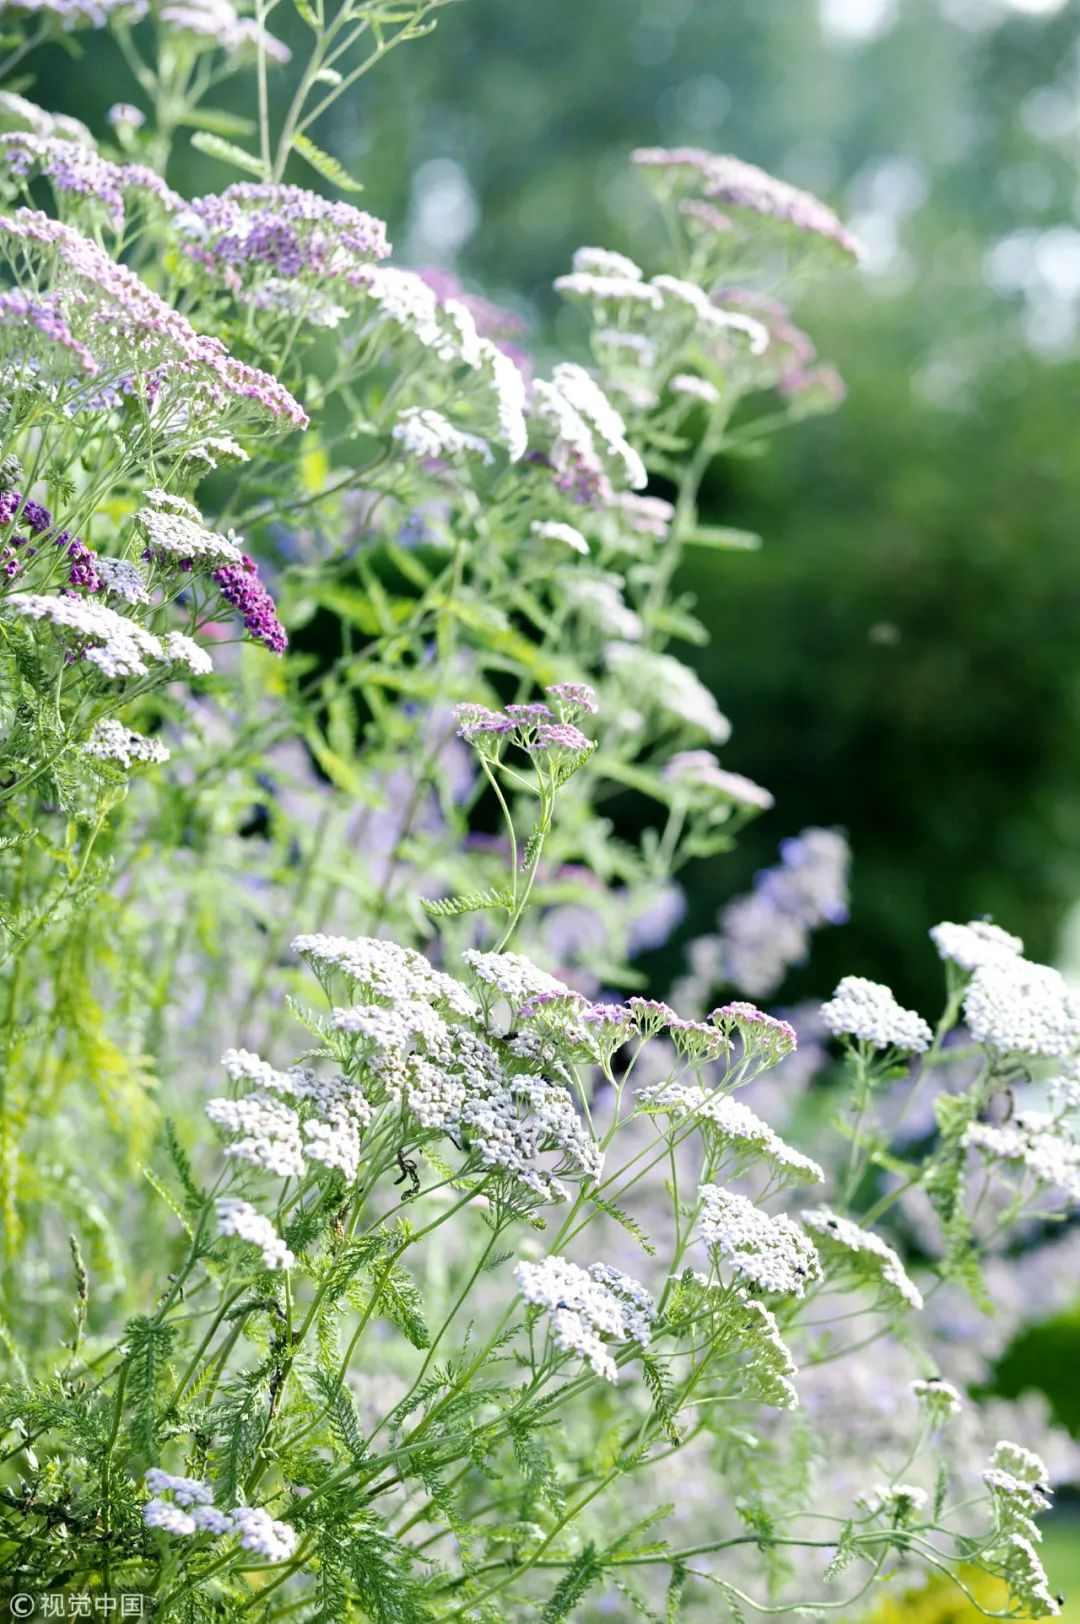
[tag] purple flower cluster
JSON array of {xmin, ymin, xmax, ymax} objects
[
  {"xmin": 632, "ymin": 147, "xmax": 864, "ymax": 263},
  {"xmin": 0, "ymin": 288, "xmax": 96, "ymax": 373},
  {"xmin": 180, "ymin": 184, "xmax": 390, "ymax": 297},
  {"xmin": 454, "ymin": 697, "xmax": 595, "ymax": 760},
  {"xmin": 0, "ymin": 209, "xmax": 308, "ymax": 429},
  {"xmin": 7, "ymin": 0, "xmax": 146, "ymax": 25},
  {"xmin": 0, "ymin": 487, "xmax": 99, "ymax": 589},
  {"xmin": 0, "ymin": 132, "xmax": 181, "ymax": 233},
  {"xmin": 678, "ymin": 827, "xmax": 851, "ymax": 1004},
  {"xmin": 546, "ymin": 681, "xmax": 599, "ymax": 719},
  {"xmin": 212, "ymin": 554, "xmax": 287, "ymax": 655}
]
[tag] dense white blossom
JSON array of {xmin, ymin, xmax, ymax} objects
[
  {"xmin": 967, "ymin": 1115, "xmax": 1080, "ymax": 1203},
  {"xmin": 515, "ymin": 1255, "xmax": 655, "ymax": 1382},
  {"xmin": 911, "ymin": 1376, "xmax": 964, "ymax": 1424},
  {"xmin": 570, "ymin": 245, "xmax": 645, "ymax": 280},
  {"xmin": 463, "ymin": 949, "xmax": 575, "ymax": 1007},
  {"xmin": 82, "ymin": 719, "xmax": 169, "ymax": 769},
  {"xmin": 216, "ymin": 1197, "xmax": 294, "ymax": 1269},
  {"xmin": 964, "ymin": 958, "xmax": 1080, "ymax": 1060},
  {"xmin": 820, "ymin": 975, "xmax": 932, "ymax": 1053},
  {"xmin": 95, "ymin": 555, "xmax": 150, "ymax": 603},
  {"xmin": 137, "ymin": 505, "xmax": 243, "ymax": 568},
  {"xmin": 392, "ymin": 407, "xmax": 492, "ymax": 464},
  {"xmin": 2, "ymin": 593, "xmax": 212, "ymax": 679},
  {"xmin": 698, "ymin": 1185, "xmax": 821, "ymax": 1296},
  {"xmin": 638, "ymin": 1086, "xmax": 823, "ymax": 1185},
  {"xmin": 530, "ymin": 518, "xmax": 589, "ymax": 554},
  {"xmin": 205, "ymin": 1093, "xmax": 306, "ymax": 1177},
  {"xmin": 803, "ymin": 1208, "xmax": 923, "ymax": 1311},
  {"xmin": 930, "ymin": 919, "xmax": 1024, "ymax": 972}
]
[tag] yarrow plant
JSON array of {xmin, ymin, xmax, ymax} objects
[{"xmin": 0, "ymin": 2, "xmax": 1074, "ymax": 1620}]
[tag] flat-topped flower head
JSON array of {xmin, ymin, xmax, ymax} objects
[
  {"xmin": 911, "ymin": 1376, "xmax": 964, "ymax": 1425},
  {"xmin": 216, "ymin": 1197, "xmax": 294, "ymax": 1270},
  {"xmin": 802, "ymin": 1208, "xmax": 923, "ymax": 1312},
  {"xmin": 710, "ymin": 1002, "xmax": 797, "ymax": 1063},
  {"xmin": 82, "ymin": 719, "xmax": 169, "ymax": 771},
  {"xmin": 463, "ymin": 949, "xmax": 576, "ymax": 1009},
  {"xmin": 0, "ymin": 208, "xmax": 308, "ymax": 432},
  {"xmin": 964, "ymin": 957, "xmax": 1080, "ymax": 1060},
  {"xmin": 641, "ymin": 1086, "xmax": 822, "ymax": 1186},
  {"xmin": 930, "ymin": 918, "xmax": 1025, "ymax": 973},
  {"xmin": 515, "ymin": 1255, "xmax": 655, "ymax": 1382},
  {"xmin": 632, "ymin": 147, "xmax": 862, "ymax": 263},
  {"xmin": 1, "ymin": 593, "xmax": 214, "ymax": 681},
  {"xmin": 966, "ymin": 1116, "xmax": 1080, "ymax": 1203},
  {"xmin": 0, "ymin": 131, "xmax": 181, "ymax": 232},
  {"xmin": 137, "ymin": 506, "xmax": 243, "ymax": 572},
  {"xmin": 180, "ymin": 183, "xmax": 388, "ymax": 299},
  {"xmin": 392, "ymin": 407, "xmax": 492, "ymax": 465},
  {"xmin": 820, "ymin": 975, "xmax": 932, "ymax": 1053},
  {"xmin": 627, "ymin": 996, "xmax": 679, "ymax": 1038},
  {"xmin": 531, "ymin": 519, "xmax": 589, "ymax": 554},
  {"xmin": 546, "ymin": 682, "xmax": 599, "ymax": 720},
  {"xmin": 606, "ymin": 644, "xmax": 731, "ymax": 741},
  {"xmin": 698, "ymin": 1185, "xmax": 821, "ymax": 1297},
  {"xmin": 662, "ymin": 751, "xmax": 774, "ymax": 811},
  {"xmin": 570, "ymin": 246, "xmax": 645, "ymax": 281}
]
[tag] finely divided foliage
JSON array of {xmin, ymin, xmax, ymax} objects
[{"xmin": 0, "ymin": 5, "xmax": 1074, "ymax": 1621}]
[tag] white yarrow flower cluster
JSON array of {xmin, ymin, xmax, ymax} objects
[
  {"xmin": 967, "ymin": 1114, "xmax": 1080, "ymax": 1202},
  {"xmin": 930, "ymin": 918, "xmax": 1024, "ymax": 972},
  {"xmin": 606, "ymin": 643, "xmax": 732, "ymax": 741},
  {"xmin": 515, "ymin": 1255, "xmax": 655, "ymax": 1382},
  {"xmin": 820, "ymin": 975, "xmax": 932, "ymax": 1053},
  {"xmin": 392, "ymin": 407, "xmax": 492, "ymax": 465},
  {"xmin": 2, "ymin": 593, "xmax": 213, "ymax": 679},
  {"xmin": 698, "ymin": 1185, "xmax": 821, "ymax": 1297},
  {"xmin": 216, "ymin": 1197, "xmax": 294, "ymax": 1270},
  {"xmin": 637, "ymin": 1086, "xmax": 823, "ymax": 1187},
  {"xmin": 802, "ymin": 1208, "xmax": 923, "ymax": 1312},
  {"xmin": 82, "ymin": 718, "xmax": 169, "ymax": 769},
  {"xmin": 95, "ymin": 556, "xmax": 150, "ymax": 604},
  {"xmin": 530, "ymin": 518, "xmax": 589, "ymax": 555},
  {"xmin": 136, "ymin": 505, "xmax": 243, "ymax": 569},
  {"xmin": 462, "ymin": 949, "xmax": 576, "ymax": 1008},
  {"xmin": 911, "ymin": 1376, "xmax": 964, "ymax": 1424},
  {"xmin": 964, "ymin": 958, "xmax": 1080, "ymax": 1060}
]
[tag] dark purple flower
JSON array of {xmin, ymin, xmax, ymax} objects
[{"xmin": 212, "ymin": 554, "xmax": 287, "ymax": 654}]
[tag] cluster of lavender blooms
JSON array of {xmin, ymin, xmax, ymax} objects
[
  {"xmin": 142, "ymin": 1469, "xmax": 296, "ymax": 1559},
  {"xmin": 675, "ymin": 826, "xmax": 851, "ymax": 1010}
]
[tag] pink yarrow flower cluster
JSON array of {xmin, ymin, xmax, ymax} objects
[{"xmin": 0, "ymin": 209, "xmax": 308, "ymax": 429}]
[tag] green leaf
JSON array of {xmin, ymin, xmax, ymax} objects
[
  {"xmin": 381, "ymin": 1263, "xmax": 430, "ymax": 1349},
  {"xmin": 420, "ymin": 888, "xmax": 512, "ymax": 919},
  {"xmin": 541, "ymin": 1543, "xmax": 602, "ymax": 1623},
  {"xmin": 177, "ymin": 108, "xmax": 257, "ymax": 139},
  {"xmin": 291, "ymin": 133, "xmax": 364, "ymax": 193},
  {"xmin": 190, "ymin": 131, "xmax": 266, "ymax": 179},
  {"xmin": 682, "ymin": 525, "xmax": 762, "ymax": 551},
  {"xmin": 586, "ymin": 1192, "xmax": 656, "ymax": 1256}
]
